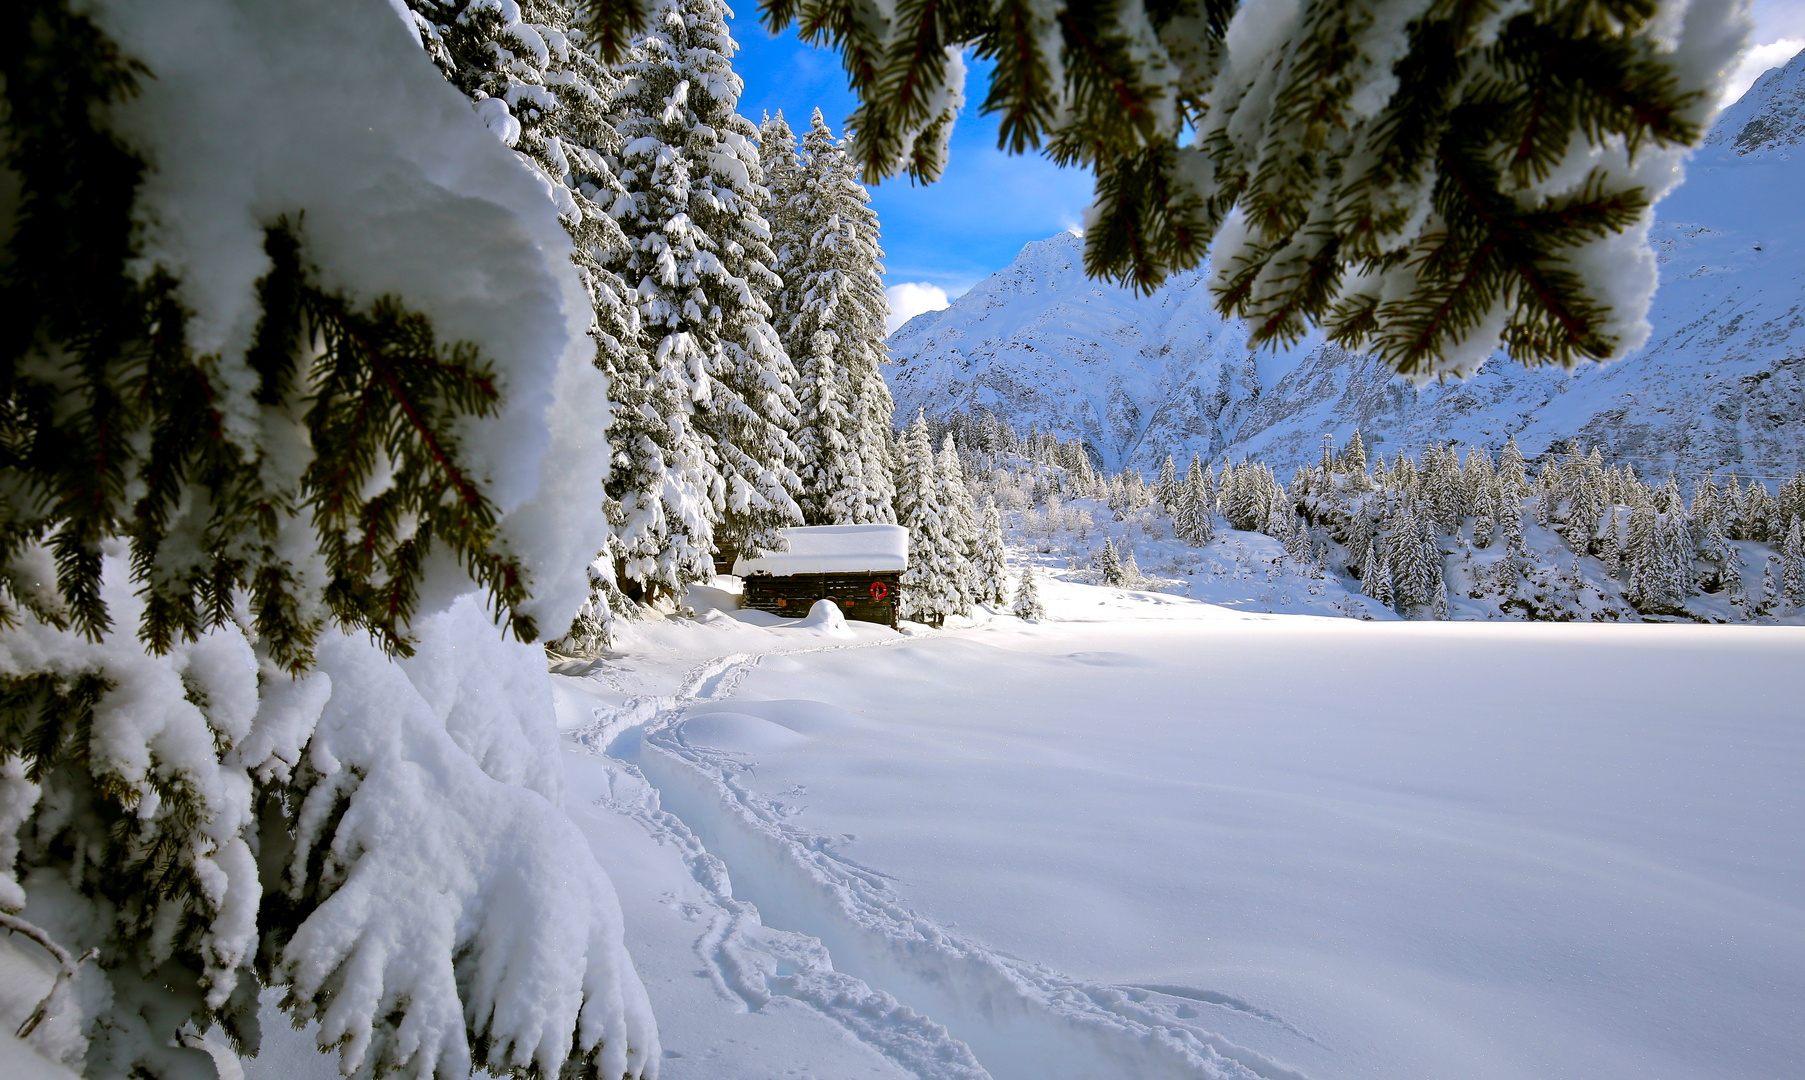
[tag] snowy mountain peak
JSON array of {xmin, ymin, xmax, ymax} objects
[
  {"xmin": 1704, "ymin": 46, "xmax": 1805, "ymax": 158},
  {"xmin": 887, "ymin": 227, "xmax": 1265, "ymax": 473},
  {"xmin": 890, "ymin": 61, "xmax": 1805, "ymax": 479},
  {"xmin": 957, "ymin": 230, "xmax": 1085, "ymax": 301}
]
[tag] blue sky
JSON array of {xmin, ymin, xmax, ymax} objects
[
  {"xmin": 728, "ymin": 2, "xmax": 1805, "ymax": 319},
  {"xmin": 727, "ymin": 12, "xmax": 1093, "ymax": 304}
]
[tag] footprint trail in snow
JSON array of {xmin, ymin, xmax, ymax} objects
[{"xmin": 566, "ymin": 636, "xmax": 1312, "ymax": 1080}]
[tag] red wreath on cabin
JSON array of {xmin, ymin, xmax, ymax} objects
[{"xmin": 869, "ymin": 581, "xmax": 889, "ymax": 600}]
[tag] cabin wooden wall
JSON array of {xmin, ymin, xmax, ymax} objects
[{"xmin": 742, "ymin": 571, "xmax": 901, "ymax": 627}]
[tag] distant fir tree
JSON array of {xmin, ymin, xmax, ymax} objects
[
  {"xmin": 1501, "ymin": 493, "xmax": 1526, "ymax": 555},
  {"xmin": 1174, "ymin": 457, "xmax": 1215, "ymax": 546},
  {"xmin": 1497, "ymin": 437, "xmax": 1530, "ymax": 502},
  {"xmin": 1119, "ymin": 546, "xmax": 1143, "ymax": 588},
  {"xmin": 1340, "ymin": 429, "xmax": 1369, "ymax": 479},
  {"xmin": 1284, "ymin": 519, "xmax": 1313, "ymax": 567},
  {"xmin": 1701, "ymin": 513, "xmax": 1735, "ymax": 591},
  {"xmin": 1362, "ymin": 546, "xmax": 1394, "ymax": 609},
  {"xmin": 1470, "ymin": 479, "xmax": 1497, "ymax": 549},
  {"xmin": 856, "ymin": 400, "xmax": 900, "ymax": 523},
  {"xmin": 1390, "ymin": 504, "xmax": 1440, "ymax": 611},
  {"xmin": 1624, "ymin": 504, "xmax": 1692, "ymax": 611},
  {"xmin": 977, "ymin": 498, "xmax": 1009, "ymax": 605},
  {"xmin": 1784, "ymin": 519, "xmax": 1805, "ymax": 606},
  {"xmin": 895, "ymin": 412, "xmax": 957, "ymax": 622},
  {"xmin": 612, "ymin": 0, "xmax": 802, "ymax": 561},
  {"xmin": 1095, "ymin": 537, "xmax": 1124, "ymax": 587},
  {"xmin": 1461, "ymin": 445, "xmax": 1495, "ymax": 506},
  {"xmin": 1724, "ymin": 543, "xmax": 1751, "ymax": 615},
  {"xmin": 1658, "ymin": 500, "xmax": 1696, "ymax": 602},
  {"xmin": 1600, "ymin": 510, "xmax": 1624, "ymax": 579},
  {"xmin": 1012, "ymin": 563, "xmax": 1045, "ymax": 621},
  {"xmin": 1533, "ymin": 482, "xmax": 1555, "ymax": 529},
  {"xmin": 1264, "ymin": 489, "xmax": 1294, "ymax": 542},
  {"xmin": 1154, "ymin": 453, "xmax": 1178, "ymax": 510},
  {"xmin": 1431, "ymin": 577, "xmax": 1451, "ymax": 621},
  {"xmin": 1741, "ymin": 482, "xmax": 1781, "ymax": 542},
  {"xmin": 937, "ymin": 434, "xmax": 980, "ymax": 612}
]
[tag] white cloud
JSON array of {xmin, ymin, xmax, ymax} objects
[
  {"xmin": 1721, "ymin": 38, "xmax": 1803, "ymax": 106},
  {"xmin": 885, "ymin": 282, "xmax": 950, "ymax": 335}
]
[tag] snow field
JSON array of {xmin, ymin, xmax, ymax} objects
[
  {"xmin": 545, "ymin": 607, "xmax": 986, "ymax": 1078},
  {"xmin": 552, "ymin": 574, "xmax": 1802, "ymax": 1080}
]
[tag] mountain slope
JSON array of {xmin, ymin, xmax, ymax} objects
[
  {"xmin": 888, "ymin": 50, "xmax": 1805, "ymax": 479},
  {"xmin": 884, "ymin": 234, "xmax": 1275, "ymax": 473}
]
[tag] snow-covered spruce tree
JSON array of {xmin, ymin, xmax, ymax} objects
[
  {"xmin": 1012, "ymin": 563, "xmax": 1046, "ymax": 621},
  {"xmin": 977, "ymin": 499, "xmax": 1010, "ymax": 605},
  {"xmin": 792, "ymin": 334, "xmax": 859, "ymax": 524},
  {"xmin": 1362, "ymin": 546, "xmax": 1393, "ymax": 608},
  {"xmin": 1783, "ymin": 519, "xmax": 1805, "ymax": 607},
  {"xmin": 1625, "ymin": 504, "xmax": 1673, "ymax": 611},
  {"xmin": 1700, "ymin": 511, "xmax": 1734, "ymax": 590},
  {"xmin": 612, "ymin": 0, "xmax": 802, "ymax": 561},
  {"xmin": 895, "ymin": 413, "xmax": 958, "ymax": 623},
  {"xmin": 760, "ymin": 111, "xmax": 805, "ymax": 312},
  {"xmin": 1461, "ymin": 444, "xmax": 1494, "ymax": 506},
  {"xmin": 681, "ymin": 0, "xmax": 1753, "ymax": 377},
  {"xmin": 1120, "ymin": 547, "xmax": 1144, "ymax": 588},
  {"xmin": 1154, "ymin": 454, "xmax": 1178, "ymax": 511},
  {"xmin": 1471, "ymin": 479, "xmax": 1497, "ymax": 549},
  {"xmin": 779, "ymin": 110, "xmax": 895, "ymax": 524},
  {"xmin": 1284, "ymin": 519, "xmax": 1313, "ymax": 566},
  {"xmin": 1175, "ymin": 457, "xmax": 1215, "ymax": 546},
  {"xmin": 1599, "ymin": 509, "xmax": 1625, "ymax": 579},
  {"xmin": 1740, "ymin": 481, "xmax": 1781, "ymax": 543},
  {"xmin": 937, "ymin": 435, "xmax": 981, "ymax": 613},
  {"xmin": 855, "ymin": 365, "xmax": 901, "ymax": 524},
  {"xmin": 1095, "ymin": 538, "xmax": 1124, "ymax": 587},
  {"xmin": 1390, "ymin": 504, "xmax": 1440, "ymax": 612},
  {"xmin": 1721, "ymin": 537, "xmax": 1750, "ymax": 614},
  {"xmin": 1340, "ymin": 429, "xmax": 1369, "ymax": 479},
  {"xmin": 0, "ymin": 3, "xmax": 655, "ymax": 1078}
]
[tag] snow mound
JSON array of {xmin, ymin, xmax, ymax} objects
[
  {"xmin": 689, "ymin": 698, "xmax": 874, "ymax": 735},
  {"xmin": 797, "ymin": 598, "xmax": 853, "ymax": 635},
  {"xmin": 675, "ymin": 712, "xmax": 814, "ymax": 753}
]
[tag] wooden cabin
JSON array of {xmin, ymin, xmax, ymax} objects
[{"xmin": 732, "ymin": 524, "xmax": 908, "ymax": 628}]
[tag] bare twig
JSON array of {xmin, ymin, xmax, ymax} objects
[{"xmin": 0, "ymin": 910, "xmax": 93, "ymax": 1039}]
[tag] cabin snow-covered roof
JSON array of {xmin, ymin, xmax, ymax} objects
[{"xmin": 732, "ymin": 524, "xmax": 909, "ymax": 576}]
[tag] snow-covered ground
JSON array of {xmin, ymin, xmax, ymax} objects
[{"xmin": 244, "ymin": 573, "xmax": 1802, "ymax": 1080}]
